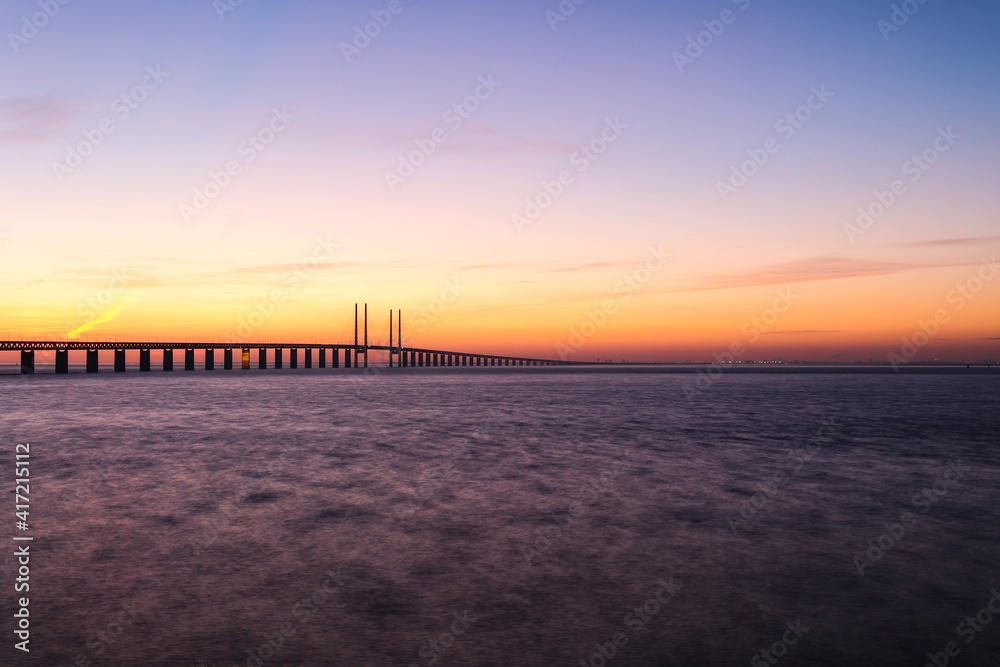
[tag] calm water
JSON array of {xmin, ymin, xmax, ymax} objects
[{"xmin": 2, "ymin": 369, "xmax": 999, "ymax": 666}]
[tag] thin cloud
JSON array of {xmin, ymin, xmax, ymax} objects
[
  {"xmin": 456, "ymin": 259, "xmax": 636, "ymax": 273},
  {"xmin": 467, "ymin": 121, "xmax": 578, "ymax": 152},
  {"xmin": 906, "ymin": 235, "xmax": 1000, "ymax": 248},
  {"xmin": 506, "ymin": 135, "xmax": 578, "ymax": 153},
  {"xmin": 762, "ymin": 330, "xmax": 840, "ymax": 335},
  {"xmin": 672, "ymin": 256, "xmax": 959, "ymax": 293},
  {"xmin": 225, "ymin": 262, "xmax": 364, "ymax": 276},
  {"xmin": 0, "ymin": 94, "xmax": 81, "ymax": 144}
]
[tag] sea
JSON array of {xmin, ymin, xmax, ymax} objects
[{"xmin": 1, "ymin": 366, "xmax": 998, "ymax": 666}]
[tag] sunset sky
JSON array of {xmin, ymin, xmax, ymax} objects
[{"xmin": 1, "ymin": 0, "xmax": 998, "ymax": 362}]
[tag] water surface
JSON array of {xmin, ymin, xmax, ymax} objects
[{"xmin": 3, "ymin": 369, "xmax": 998, "ymax": 666}]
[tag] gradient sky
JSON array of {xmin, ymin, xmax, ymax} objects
[{"xmin": 1, "ymin": 0, "xmax": 998, "ymax": 362}]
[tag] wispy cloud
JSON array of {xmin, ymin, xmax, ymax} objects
[
  {"xmin": 670, "ymin": 256, "xmax": 959, "ymax": 293},
  {"xmin": 456, "ymin": 259, "xmax": 637, "ymax": 273},
  {"xmin": 0, "ymin": 94, "xmax": 81, "ymax": 144},
  {"xmin": 505, "ymin": 135, "xmax": 578, "ymax": 153},
  {"xmin": 905, "ymin": 235, "xmax": 1000, "ymax": 248},
  {"xmin": 224, "ymin": 262, "xmax": 364, "ymax": 276},
  {"xmin": 762, "ymin": 330, "xmax": 839, "ymax": 335}
]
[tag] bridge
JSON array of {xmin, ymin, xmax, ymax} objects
[{"xmin": 1, "ymin": 304, "xmax": 568, "ymax": 374}]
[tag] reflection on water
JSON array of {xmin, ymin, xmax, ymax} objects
[{"xmin": 3, "ymin": 369, "xmax": 999, "ymax": 666}]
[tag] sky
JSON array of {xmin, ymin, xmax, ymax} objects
[{"xmin": 1, "ymin": 0, "xmax": 998, "ymax": 363}]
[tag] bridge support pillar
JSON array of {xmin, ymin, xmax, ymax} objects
[
  {"xmin": 19, "ymin": 350, "xmax": 34, "ymax": 375},
  {"xmin": 332, "ymin": 348, "xmax": 340, "ymax": 368},
  {"xmin": 87, "ymin": 349, "xmax": 99, "ymax": 373},
  {"xmin": 114, "ymin": 349, "xmax": 126, "ymax": 372},
  {"xmin": 319, "ymin": 348, "xmax": 326, "ymax": 368},
  {"xmin": 290, "ymin": 348, "xmax": 298, "ymax": 369},
  {"xmin": 163, "ymin": 349, "xmax": 173, "ymax": 371},
  {"xmin": 401, "ymin": 351, "xmax": 408, "ymax": 367},
  {"xmin": 56, "ymin": 349, "xmax": 69, "ymax": 374},
  {"xmin": 224, "ymin": 348, "xmax": 233, "ymax": 370},
  {"xmin": 140, "ymin": 349, "xmax": 151, "ymax": 372},
  {"xmin": 258, "ymin": 348, "xmax": 267, "ymax": 369},
  {"xmin": 242, "ymin": 348, "xmax": 250, "ymax": 369},
  {"xmin": 205, "ymin": 349, "xmax": 215, "ymax": 371},
  {"xmin": 344, "ymin": 349, "xmax": 351, "ymax": 368},
  {"xmin": 275, "ymin": 348, "xmax": 283, "ymax": 369},
  {"xmin": 305, "ymin": 348, "xmax": 312, "ymax": 369},
  {"xmin": 185, "ymin": 349, "xmax": 195, "ymax": 371}
]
